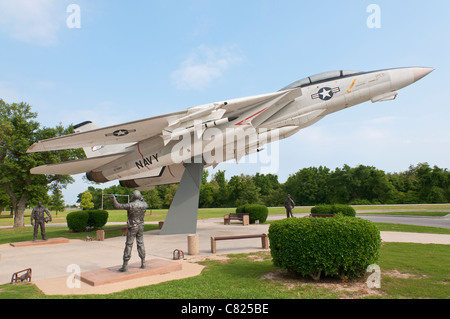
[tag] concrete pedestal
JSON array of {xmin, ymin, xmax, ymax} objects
[
  {"xmin": 9, "ymin": 238, "xmax": 70, "ymax": 247},
  {"xmin": 187, "ymin": 234, "xmax": 199, "ymax": 255},
  {"xmin": 78, "ymin": 259, "xmax": 182, "ymax": 286}
]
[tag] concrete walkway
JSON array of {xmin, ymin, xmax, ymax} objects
[{"xmin": 1, "ymin": 217, "xmax": 449, "ymax": 296}]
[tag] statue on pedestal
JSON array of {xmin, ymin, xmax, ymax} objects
[
  {"xmin": 110, "ymin": 190, "xmax": 148, "ymax": 272},
  {"xmin": 31, "ymin": 201, "xmax": 52, "ymax": 241}
]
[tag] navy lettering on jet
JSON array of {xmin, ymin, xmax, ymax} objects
[
  {"xmin": 135, "ymin": 160, "xmax": 144, "ymax": 169},
  {"xmin": 135, "ymin": 154, "xmax": 159, "ymax": 169}
]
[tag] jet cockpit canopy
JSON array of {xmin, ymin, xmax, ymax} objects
[{"xmin": 280, "ymin": 70, "xmax": 361, "ymax": 91}]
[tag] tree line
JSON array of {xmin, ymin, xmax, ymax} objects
[{"xmin": 79, "ymin": 162, "xmax": 450, "ymax": 210}]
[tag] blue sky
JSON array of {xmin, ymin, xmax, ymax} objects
[{"xmin": 0, "ymin": 1, "xmax": 448, "ymax": 205}]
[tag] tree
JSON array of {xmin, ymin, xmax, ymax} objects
[
  {"xmin": 80, "ymin": 190, "xmax": 94, "ymax": 210},
  {"xmin": 252, "ymin": 173, "xmax": 283, "ymax": 206},
  {"xmin": 284, "ymin": 166, "xmax": 330, "ymax": 205},
  {"xmin": 50, "ymin": 184, "xmax": 65, "ymax": 216},
  {"xmin": 227, "ymin": 174, "xmax": 261, "ymax": 207},
  {"xmin": 143, "ymin": 188, "xmax": 163, "ymax": 210},
  {"xmin": 0, "ymin": 188, "xmax": 10, "ymax": 215},
  {"xmin": 0, "ymin": 100, "xmax": 84, "ymax": 227},
  {"xmin": 199, "ymin": 180, "xmax": 218, "ymax": 208},
  {"xmin": 212, "ymin": 170, "xmax": 229, "ymax": 207},
  {"xmin": 164, "ymin": 184, "xmax": 178, "ymax": 207}
]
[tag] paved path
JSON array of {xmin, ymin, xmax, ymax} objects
[{"xmin": 1, "ymin": 216, "xmax": 449, "ymax": 295}]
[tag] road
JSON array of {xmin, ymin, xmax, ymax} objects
[
  {"xmin": 357, "ymin": 214, "xmax": 450, "ymax": 229},
  {"xmin": 2, "ymin": 211, "xmax": 450, "ymax": 230}
]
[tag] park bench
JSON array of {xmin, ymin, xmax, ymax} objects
[
  {"xmin": 210, "ymin": 233, "xmax": 269, "ymax": 253},
  {"xmin": 11, "ymin": 268, "xmax": 32, "ymax": 284},
  {"xmin": 96, "ymin": 227, "xmax": 128, "ymax": 241},
  {"xmin": 223, "ymin": 213, "xmax": 249, "ymax": 226}
]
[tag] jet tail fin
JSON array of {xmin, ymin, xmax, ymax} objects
[{"xmin": 73, "ymin": 121, "xmax": 133, "ymax": 158}]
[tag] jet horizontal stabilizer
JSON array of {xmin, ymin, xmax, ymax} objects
[{"xmin": 30, "ymin": 153, "xmax": 129, "ymax": 175}]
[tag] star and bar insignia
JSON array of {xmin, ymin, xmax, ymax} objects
[
  {"xmin": 105, "ymin": 129, "xmax": 137, "ymax": 137},
  {"xmin": 311, "ymin": 87, "xmax": 340, "ymax": 101}
]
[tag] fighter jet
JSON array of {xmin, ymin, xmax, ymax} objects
[{"xmin": 27, "ymin": 67, "xmax": 433, "ymax": 234}]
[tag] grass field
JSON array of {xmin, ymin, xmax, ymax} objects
[
  {"xmin": 1, "ymin": 203, "xmax": 449, "ymax": 226},
  {"xmin": 0, "ymin": 242, "xmax": 448, "ymax": 299},
  {"xmin": 0, "ymin": 204, "xmax": 449, "ymax": 299}
]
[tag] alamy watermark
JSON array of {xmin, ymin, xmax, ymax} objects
[
  {"xmin": 66, "ymin": 263, "xmax": 81, "ymax": 289},
  {"xmin": 66, "ymin": 4, "xmax": 81, "ymax": 29},
  {"xmin": 367, "ymin": 4, "xmax": 381, "ymax": 29},
  {"xmin": 366, "ymin": 264, "xmax": 381, "ymax": 288}
]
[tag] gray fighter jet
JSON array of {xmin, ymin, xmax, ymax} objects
[{"xmin": 27, "ymin": 67, "xmax": 433, "ymax": 234}]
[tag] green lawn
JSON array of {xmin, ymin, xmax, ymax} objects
[
  {"xmin": 1, "ymin": 204, "xmax": 449, "ymax": 299},
  {"xmin": 1, "ymin": 204, "xmax": 449, "ymax": 244},
  {"xmin": 1, "ymin": 204, "xmax": 449, "ymax": 226},
  {"xmin": 1, "ymin": 242, "xmax": 448, "ymax": 299}
]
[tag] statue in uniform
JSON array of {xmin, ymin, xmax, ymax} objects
[
  {"xmin": 110, "ymin": 190, "xmax": 148, "ymax": 272},
  {"xmin": 284, "ymin": 194, "xmax": 295, "ymax": 218},
  {"xmin": 31, "ymin": 201, "xmax": 52, "ymax": 241}
]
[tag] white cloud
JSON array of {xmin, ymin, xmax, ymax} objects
[
  {"xmin": 171, "ymin": 45, "xmax": 244, "ymax": 91},
  {"xmin": 0, "ymin": 0, "xmax": 65, "ymax": 45}
]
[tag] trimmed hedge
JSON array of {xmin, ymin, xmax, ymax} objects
[
  {"xmin": 236, "ymin": 204, "xmax": 269, "ymax": 224},
  {"xmin": 87, "ymin": 210, "xmax": 109, "ymax": 229},
  {"xmin": 268, "ymin": 215, "xmax": 381, "ymax": 280},
  {"xmin": 66, "ymin": 210, "xmax": 109, "ymax": 232},
  {"xmin": 66, "ymin": 211, "xmax": 89, "ymax": 232},
  {"xmin": 310, "ymin": 204, "xmax": 356, "ymax": 217}
]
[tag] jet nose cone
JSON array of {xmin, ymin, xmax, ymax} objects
[{"xmin": 413, "ymin": 67, "xmax": 434, "ymax": 82}]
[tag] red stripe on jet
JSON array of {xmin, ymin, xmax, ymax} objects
[
  {"xmin": 137, "ymin": 143, "xmax": 150, "ymax": 170},
  {"xmin": 235, "ymin": 107, "xmax": 268, "ymax": 126}
]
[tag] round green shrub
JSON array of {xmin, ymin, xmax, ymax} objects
[
  {"xmin": 310, "ymin": 204, "xmax": 356, "ymax": 217},
  {"xmin": 236, "ymin": 204, "xmax": 269, "ymax": 224},
  {"xmin": 310, "ymin": 204, "xmax": 330, "ymax": 215},
  {"xmin": 66, "ymin": 211, "xmax": 89, "ymax": 232},
  {"xmin": 86, "ymin": 210, "xmax": 109, "ymax": 230},
  {"xmin": 268, "ymin": 215, "xmax": 381, "ymax": 279}
]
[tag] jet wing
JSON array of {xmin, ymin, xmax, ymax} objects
[
  {"xmin": 27, "ymin": 110, "xmax": 185, "ymax": 153},
  {"xmin": 27, "ymin": 89, "xmax": 301, "ymax": 154},
  {"xmin": 30, "ymin": 153, "xmax": 129, "ymax": 175}
]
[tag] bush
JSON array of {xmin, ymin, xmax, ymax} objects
[
  {"xmin": 310, "ymin": 204, "xmax": 356, "ymax": 217},
  {"xmin": 66, "ymin": 210, "xmax": 109, "ymax": 232},
  {"xmin": 269, "ymin": 215, "xmax": 381, "ymax": 279},
  {"xmin": 87, "ymin": 210, "xmax": 109, "ymax": 230},
  {"xmin": 66, "ymin": 211, "xmax": 89, "ymax": 232},
  {"xmin": 236, "ymin": 204, "xmax": 269, "ymax": 224}
]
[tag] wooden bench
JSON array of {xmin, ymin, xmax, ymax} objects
[
  {"xmin": 210, "ymin": 233, "xmax": 269, "ymax": 253},
  {"xmin": 224, "ymin": 213, "xmax": 249, "ymax": 226},
  {"xmin": 11, "ymin": 268, "xmax": 32, "ymax": 284},
  {"xmin": 96, "ymin": 227, "xmax": 128, "ymax": 241}
]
